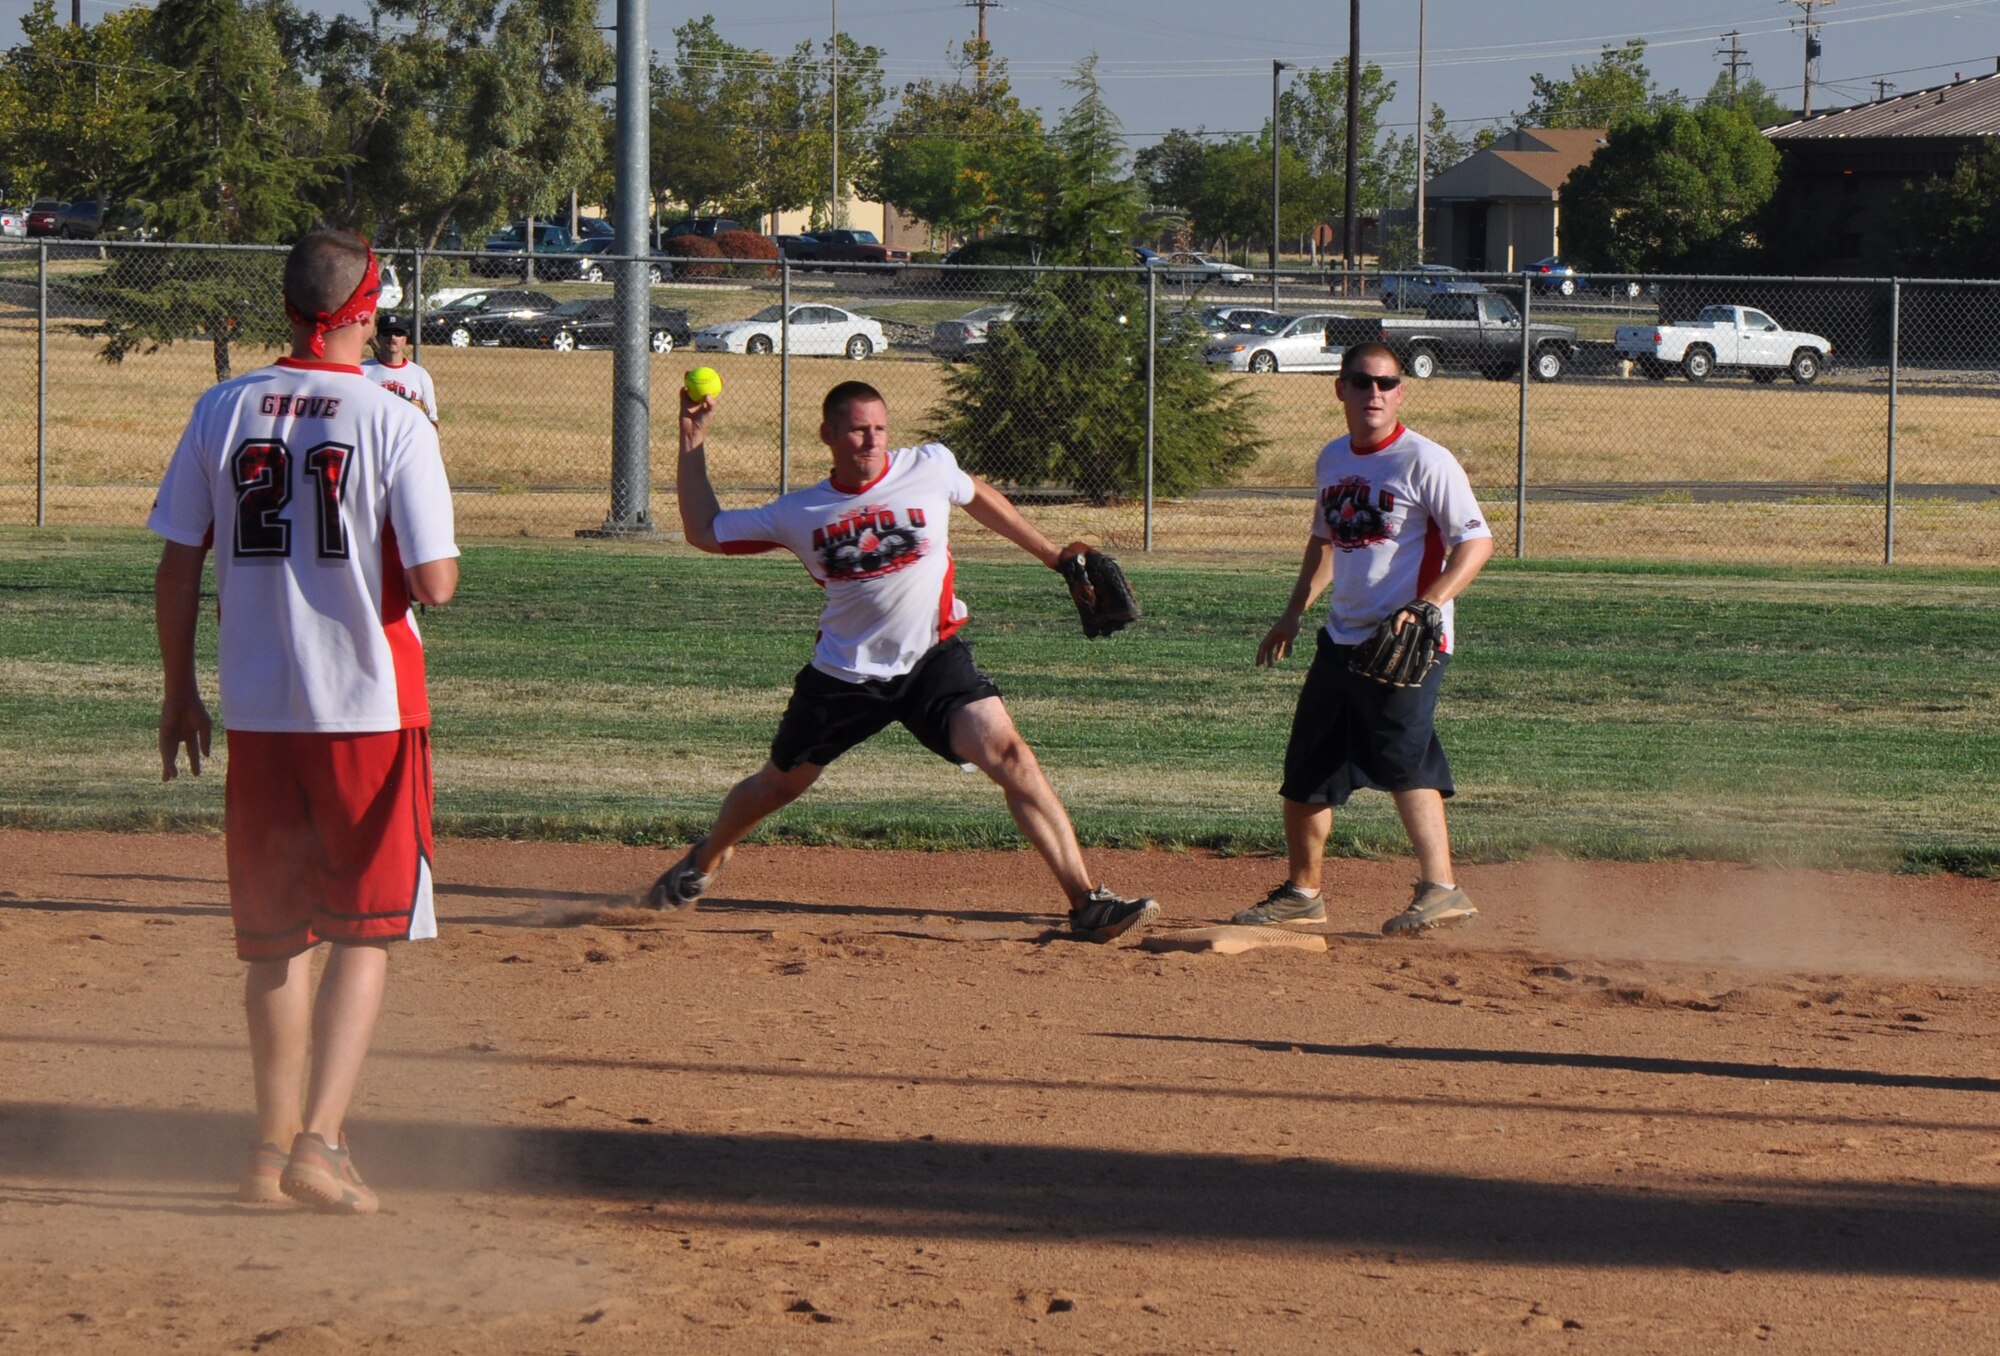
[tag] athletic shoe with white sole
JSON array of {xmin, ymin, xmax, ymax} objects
[
  {"xmin": 1230, "ymin": 883, "xmax": 1327, "ymax": 927},
  {"xmin": 279, "ymin": 1132, "xmax": 379, "ymax": 1215},
  {"xmin": 1381, "ymin": 881, "xmax": 1478, "ymax": 936},
  {"xmin": 647, "ymin": 838, "xmax": 721, "ymax": 912},
  {"xmin": 1068, "ymin": 888, "xmax": 1160, "ymax": 943}
]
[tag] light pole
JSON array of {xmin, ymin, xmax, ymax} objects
[
  {"xmin": 1271, "ymin": 60, "xmax": 1291, "ymax": 309},
  {"xmin": 1342, "ymin": 0, "xmax": 1360, "ymax": 286},
  {"xmin": 830, "ymin": 0, "xmax": 840, "ymax": 228},
  {"xmin": 1414, "ymin": 0, "xmax": 1426, "ymax": 265}
]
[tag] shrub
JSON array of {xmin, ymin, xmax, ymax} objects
[
  {"xmin": 713, "ymin": 229, "xmax": 780, "ymax": 279},
  {"xmin": 666, "ymin": 235, "xmax": 725, "ymax": 279}
]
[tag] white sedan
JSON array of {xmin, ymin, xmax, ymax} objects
[
  {"xmin": 1203, "ymin": 312, "xmax": 1349, "ymax": 373},
  {"xmin": 694, "ymin": 303, "xmax": 888, "ymax": 359},
  {"xmin": 1160, "ymin": 251, "xmax": 1254, "ymax": 286}
]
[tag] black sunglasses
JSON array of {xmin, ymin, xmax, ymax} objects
[{"xmin": 1341, "ymin": 371, "xmax": 1403, "ymax": 392}]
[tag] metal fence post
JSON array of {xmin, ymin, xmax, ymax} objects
[
  {"xmin": 410, "ymin": 248, "xmax": 424, "ymax": 364},
  {"xmin": 36, "ymin": 241, "xmax": 48, "ymax": 527},
  {"xmin": 1886, "ymin": 278, "xmax": 1900, "ymax": 565},
  {"xmin": 779, "ymin": 260, "xmax": 791, "ymax": 494},
  {"xmin": 1515, "ymin": 282, "xmax": 1530, "ymax": 559},
  {"xmin": 1144, "ymin": 264, "xmax": 1156, "ymax": 552}
]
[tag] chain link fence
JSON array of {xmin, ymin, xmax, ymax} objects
[{"xmin": 4, "ymin": 238, "xmax": 1997, "ymax": 564}]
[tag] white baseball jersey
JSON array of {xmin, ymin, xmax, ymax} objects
[
  {"xmin": 712, "ymin": 444, "xmax": 977, "ymax": 682},
  {"xmin": 361, "ymin": 357, "xmax": 439, "ymax": 423},
  {"xmin": 148, "ymin": 356, "xmax": 459, "ymax": 733},
  {"xmin": 1310, "ymin": 423, "xmax": 1491, "ymax": 652}
]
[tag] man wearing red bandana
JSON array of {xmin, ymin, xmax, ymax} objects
[{"xmin": 150, "ymin": 229, "xmax": 460, "ymax": 1215}]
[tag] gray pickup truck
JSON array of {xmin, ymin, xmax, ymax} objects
[{"xmin": 1325, "ymin": 292, "xmax": 1579, "ymax": 382}]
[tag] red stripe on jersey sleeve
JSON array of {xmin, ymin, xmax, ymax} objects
[
  {"xmin": 936, "ymin": 552, "xmax": 965, "ymax": 643},
  {"xmin": 1418, "ymin": 519, "xmax": 1448, "ymax": 653},
  {"xmin": 380, "ymin": 524, "xmax": 431, "ymax": 726}
]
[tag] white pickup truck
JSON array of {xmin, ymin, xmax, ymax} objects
[{"xmin": 1615, "ymin": 305, "xmax": 1832, "ymax": 385}]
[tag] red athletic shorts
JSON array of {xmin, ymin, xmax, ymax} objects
[{"xmin": 223, "ymin": 727, "xmax": 436, "ymax": 961}]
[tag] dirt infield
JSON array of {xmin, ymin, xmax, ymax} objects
[{"xmin": 3, "ymin": 829, "xmax": 1998, "ymax": 1354}]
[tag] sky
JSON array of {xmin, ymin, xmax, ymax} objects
[{"xmin": 14, "ymin": 0, "xmax": 2000, "ymax": 145}]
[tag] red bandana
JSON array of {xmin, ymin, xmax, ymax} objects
[{"xmin": 285, "ymin": 250, "xmax": 382, "ymax": 358}]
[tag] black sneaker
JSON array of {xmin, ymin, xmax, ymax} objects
[
  {"xmin": 1230, "ymin": 883, "xmax": 1327, "ymax": 927},
  {"xmin": 1068, "ymin": 888, "xmax": 1160, "ymax": 943},
  {"xmin": 647, "ymin": 839, "xmax": 720, "ymax": 912}
]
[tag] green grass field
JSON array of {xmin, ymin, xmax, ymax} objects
[{"xmin": 3, "ymin": 528, "xmax": 1995, "ymax": 873}]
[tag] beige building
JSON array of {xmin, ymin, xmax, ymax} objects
[{"xmin": 1421, "ymin": 128, "xmax": 1608, "ymax": 272}]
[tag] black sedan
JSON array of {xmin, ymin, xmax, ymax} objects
[
  {"xmin": 500, "ymin": 298, "xmax": 693, "ymax": 353},
  {"xmin": 419, "ymin": 289, "xmax": 560, "ymax": 347}
]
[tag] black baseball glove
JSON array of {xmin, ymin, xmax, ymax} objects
[
  {"xmin": 1349, "ymin": 598, "xmax": 1445, "ymax": 686},
  {"xmin": 1057, "ymin": 545, "xmax": 1141, "ymax": 639}
]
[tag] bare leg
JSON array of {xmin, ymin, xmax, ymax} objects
[
  {"xmin": 950, "ymin": 697, "xmax": 1092, "ymax": 907},
  {"xmin": 691, "ymin": 759, "xmax": 824, "ymax": 875},
  {"xmin": 1284, "ymin": 797, "xmax": 1333, "ymax": 894},
  {"xmin": 245, "ymin": 950, "xmax": 313, "ymax": 1147},
  {"xmin": 300, "ymin": 941, "xmax": 390, "ymax": 1145},
  {"xmin": 1392, "ymin": 788, "xmax": 1454, "ymax": 884}
]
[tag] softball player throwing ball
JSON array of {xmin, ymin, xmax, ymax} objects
[{"xmin": 653, "ymin": 376, "xmax": 1159, "ymax": 943}]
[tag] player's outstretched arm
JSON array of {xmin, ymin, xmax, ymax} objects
[
  {"xmin": 676, "ymin": 387, "xmax": 725, "ymax": 553},
  {"xmin": 1420, "ymin": 534, "xmax": 1494, "ymax": 609},
  {"xmin": 1258, "ymin": 536, "xmax": 1333, "ymax": 667},
  {"xmin": 406, "ymin": 558, "xmax": 458, "ymax": 606},
  {"xmin": 961, "ymin": 478, "xmax": 1061, "ymax": 568},
  {"xmin": 154, "ymin": 541, "xmax": 213, "ymax": 780}
]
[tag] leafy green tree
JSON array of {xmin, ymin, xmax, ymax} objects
[
  {"xmin": 1134, "ymin": 128, "xmax": 1210, "ymax": 213},
  {"xmin": 1880, "ymin": 138, "xmax": 2000, "ymax": 277},
  {"xmin": 1699, "ymin": 71, "xmax": 1793, "ymax": 129},
  {"xmin": 71, "ymin": 0, "xmax": 330, "ymax": 382},
  {"xmin": 0, "ymin": 0, "xmax": 156, "ymax": 199},
  {"xmin": 860, "ymin": 42, "xmax": 1047, "ymax": 242},
  {"xmin": 1560, "ymin": 103, "xmax": 1778, "ymax": 272},
  {"xmin": 1276, "ymin": 60, "xmax": 1406, "ymax": 217},
  {"xmin": 928, "ymin": 61, "xmax": 1264, "ymax": 504},
  {"xmin": 317, "ymin": 0, "xmax": 612, "ymax": 249},
  {"xmin": 1521, "ymin": 39, "xmax": 1658, "ymax": 128}
]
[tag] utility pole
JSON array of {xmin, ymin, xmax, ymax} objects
[
  {"xmin": 1272, "ymin": 59, "xmax": 1291, "ymax": 308},
  {"xmin": 965, "ymin": 0, "xmax": 999, "ymax": 93},
  {"xmin": 830, "ymin": 0, "xmax": 840, "ymax": 229},
  {"xmin": 1716, "ymin": 28, "xmax": 1749, "ymax": 102},
  {"xmin": 1414, "ymin": 0, "xmax": 1426, "ymax": 265},
  {"xmin": 1342, "ymin": 0, "xmax": 1359, "ymax": 279},
  {"xmin": 1788, "ymin": 0, "xmax": 1834, "ymax": 118},
  {"xmin": 1873, "ymin": 79, "xmax": 1895, "ymax": 101}
]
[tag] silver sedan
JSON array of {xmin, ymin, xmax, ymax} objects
[{"xmin": 1203, "ymin": 312, "xmax": 1349, "ymax": 373}]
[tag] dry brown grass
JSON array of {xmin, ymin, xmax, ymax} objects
[{"xmin": 4, "ymin": 314, "xmax": 1996, "ymax": 563}]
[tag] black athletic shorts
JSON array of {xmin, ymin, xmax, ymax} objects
[
  {"xmin": 770, "ymin": 636, "xmax": 1003, "ymax": 771},
  {"xmin": 1279, "ymin": 629, "xmax": 1455, "ymax": 806}
]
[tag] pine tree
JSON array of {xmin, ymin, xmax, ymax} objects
[{"xmin": 927, "ymin": 61, "xmax": 1264, "ymax": 506}]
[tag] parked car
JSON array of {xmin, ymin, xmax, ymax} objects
[
  {"xmin": 25, "ymin": 200, "xmax": 63, "ymax": 237},
  {"xmin": 1203, "ymin": 311, "xmax": 1351, "ymax": 373},
  {"xmin": 1191, "ymin": 305, "xmax": 1280, "ymax": 343},
  {"xmin": 473, "ymin": 222, "xmax": 576, "ymax": 276},
  {"xmin": 1614, "ymin": 305, "xmax": 1831, "ymax": 384},
  {"xmin": 694, "ymin": 303, "xmax": 888, "ymax": 359},
  {"xmin": 1326, "ymin": 291, "xmax": 1579, "ymax": 382},
  {"xmin": 1520, "ymin": 255, "xmax": 1647, "ymax": 299},
  {"xmin": 657, "ymin": 216, "xmax": 745, "ymax": 243},
  {"xmin": 786, "ymin": 228, "xmax": 911, "ymax": 268},
  {"xmin": 1377, "ymin": 264, "xmax": 1485, "ymax": 307},
  {"xmin": 538, "ymin": 237, "xmax": 669, "ymax": 284},
  {"xmin": 943, "ymin": 234, "xmax": 1042, "ymax": 267},
  {"xmin": 0, "ymin": 206, "xmax": 24, "ymax": 239},
  {"xmin": 931, "ymin": 304, "xmax": 1019, "ymax": 359},
  {"xmin": 419, "ymin": 288, "xmax": 560, "ymax": 347},
  {"xmin": 376, "ymin": 263, "xmax": 403, "ymax": 310},
  {"xmin": 51, "ymin": 197, "xmax": 154, "ymax": 240},
  {"xmin": 501, "ymin": 298, "xmax": 692, "ymax": 353},
  {"xmin": 1154, "ymin": 250, "xmax": 1255, "ymax": 286},
  {"xmin": 572, "ymin": 215, "xmax": 615, "ymax": 240}
]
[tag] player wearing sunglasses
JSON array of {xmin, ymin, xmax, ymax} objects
[{"xmin": 1234, "ymin": 340, "xmax": 1495, "ymax": 937}]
